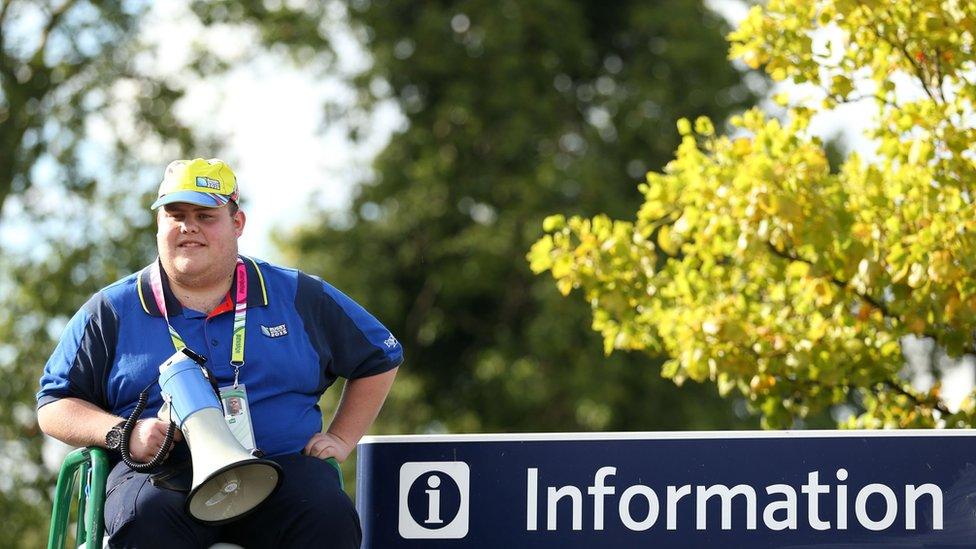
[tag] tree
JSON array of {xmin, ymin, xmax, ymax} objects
[
  {"xmin": 529, "ymin": 0, "xmax": 976, "ymax": 429},
  {"xmin": 279, "ymin": 0, "xmax": 760, "ymax": 437},
  {"xmin": 0, "ymin": 1, "xmax": 203, "ymax": 542},
  {"xmin": 0, "ymin": 1, "xmax": 334, "ymax": 543}
]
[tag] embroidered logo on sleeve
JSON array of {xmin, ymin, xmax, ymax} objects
[
  {"xmin": 261, "ymin": 324, "xmax": 288, "ymax": 338},
  {"xmin": 384, "ymin": 333, "xmax": 399, "ymax": 348}
]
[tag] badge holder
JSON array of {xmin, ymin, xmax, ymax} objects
[{"xmin": 219, "ymin": 383, "xmax": 257, "ymax": 452}]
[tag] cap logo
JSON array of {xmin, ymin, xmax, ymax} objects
[{"xmin": 195, "ymin": 176, "xmax": 222, "ymax": 190}]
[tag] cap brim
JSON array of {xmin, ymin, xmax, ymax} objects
[{"xmin": 151, "ymin": 191, "xmax": 225, "ymax": 209}]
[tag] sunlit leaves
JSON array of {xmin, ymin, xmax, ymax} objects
[{"xmin": 531, "ymin": 0, "xmax": 976, "ymax": 429}]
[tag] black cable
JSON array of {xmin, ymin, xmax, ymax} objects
[
  {"xmin": 119, "ymin": 387, "xmax": 177, "ymax": 472},
  {"xmin": 118, "ymin": 348, "xmax": 206, "ymax": 472}
]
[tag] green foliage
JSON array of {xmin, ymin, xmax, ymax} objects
[
  {"xmin": 1, "ymin": 0, "xmax": 304, "ymax": 542},
  {"xmin": 530, "ymin": 0, "xmax": 976, "ymax": 429},
  {"xmin": 0, "ymin": 194, "xmax": 158, "ymax": 547},
  {"xmin": 0, "ymin": 1, "xmax": 190, "ymax": 541},
  {"xmin": 278, "ymin": 0, "xmax": 760, "ymax": 438}
]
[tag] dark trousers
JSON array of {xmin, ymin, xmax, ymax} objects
[{"xmin": 104, "ymin": 453, "xmax": 361, "ymax": 548}]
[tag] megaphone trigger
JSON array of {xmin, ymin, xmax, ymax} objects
[{"xmin": 157, "ymin": 391, "xmax": 172, "ymax": 422}]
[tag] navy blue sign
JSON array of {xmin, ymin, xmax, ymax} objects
[{"xmin": 356, "ymin": 431, "xmax": 976, "ymax": 547}]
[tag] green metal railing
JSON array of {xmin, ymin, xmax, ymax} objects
[{"xmin": 48, "ymin": 447, "xmax": 108, "ymax": 549}]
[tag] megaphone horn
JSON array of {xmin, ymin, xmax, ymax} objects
[{"xmin": 158, "ymin": 350, "xmax": 282, "ymax": 524}]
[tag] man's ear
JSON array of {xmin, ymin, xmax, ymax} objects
[{"xmin": 233, "ymin": 210, "xmax": 246, "ymax": 237}]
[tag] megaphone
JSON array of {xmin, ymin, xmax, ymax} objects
[{"xmin": 156, "ymin": 349, "xmax": 283, "ymax": 524}]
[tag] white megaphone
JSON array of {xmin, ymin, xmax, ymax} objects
[{"xmin": 157, "ymin": 349, "xmax": 282, "ymax": 524}]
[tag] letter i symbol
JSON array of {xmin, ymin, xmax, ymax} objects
[{"xmin": 425, "ymin": 475, "xmax": 444, "ymax": 525}]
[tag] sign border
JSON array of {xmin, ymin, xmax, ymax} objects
[{"xmin": 361, "ymin": 429, "xmax": 976, "ymax": 444}]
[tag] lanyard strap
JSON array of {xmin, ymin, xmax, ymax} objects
[{"xmin": 150, "ymin": 257, "xmax": 248, "ymax": 384}]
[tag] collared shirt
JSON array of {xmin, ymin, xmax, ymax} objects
[{"xmin": 37, "ymin": 256, "xmax": 403, "ymax": 457}]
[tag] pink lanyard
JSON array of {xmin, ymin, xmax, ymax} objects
[{"xmin": 149, "ymin": 257, "xmax": 248, "ymax": 386}]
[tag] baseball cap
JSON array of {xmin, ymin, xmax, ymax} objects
[{"xmin": 151, "ymin": 158, "xmax": 239, "ymax": 209}]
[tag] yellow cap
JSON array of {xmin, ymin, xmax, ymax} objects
[{"xmin": 151, "ymin": 158, "xmax": 239, "ymax": 209}]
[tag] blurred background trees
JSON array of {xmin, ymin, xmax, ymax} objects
[
  {"xmin": 1, "ymin": 2, "xmax": 198, "ymax": 544},
  {"xmin": 531, "ymin": 1, "xmax": 976, "ymax": 429},
  {"xmin": 2, "ymin": 0, "xmax": 756, "ymax": 542},
  {"xmin": 275, "ymin": 0, "xmax": 759, "ymax": 437}
]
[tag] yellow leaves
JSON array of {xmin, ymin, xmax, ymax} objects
[
  {"xmin": 812, "ymin": 278, "xmax": 835, "ymax": 306},
  {"xmin": 830, "ymin": 74, "xmax": 854, "ymax": 97},
  {"xmin": 550, "ymin": 253, "xmax": 574, "ymax": 282},
  {"xmin": 927, "ymin": 250, "xmax": 961, "ymax": 284},
  {"xmin": 945, "ymin": 290, "xmax": 962, "ymax": 322},
  {"xmin": 851, "ymin": 222, "xmax": 873, "ymax": 241},
  {"xmin": 856, "ymin": 301, "xmax": 873, "ymax": 322},
  {"xmin": 786, "ymin": 260, "xmax": 810, "ymax": 279},
  {"xmin": 657, "ymin": 224, "xmax": 680, "ymax": 256},
  {"xmin": 727, "ymin": 6, "xmax": 769, "ymax": 69},
  {"xmin": 542, "ymin": 214, "xmax": 565, "ymax": 232},
  {"xmin": 694, "ymin": 116, "xmax": 715, "ymax": 136},
  {"xmin": 683, "ymin": 347, "xmax": 709, "ymax": 382},
  {"xmin": 527, "ymin": 236, "xmax": 555, "ymax": 274},
  {"xmin": 764, "ymin": 193, "xmax": 803, "ymax": 221},
  {"xmin": 556, "ymin": 278, "xmax": 574, "ymax": 296},
  {"xmin": 905, "ymin": 314, "xmax": 927, "ymax": 335},
  {"xmin": 907, "ymin": 140, "xmax": 932, "ymax": 165},
  {"xmin": 879, "ymin": 340, "xmax": 901, "ymax": 357},
  {"xmin": 749, "ymin": 374, "xmax": 777, "ymax": 393},
  {"xmin": 921, "ymin": 13, "xmax": 946, "ymax": 32},
  {"xmin": 638, "ymin": 199, "xmax": 669, "ymax": 223},
  {"xmin": 528, "ymin": 0, "xmax": 976, "ymax": 429},
  {"xmin": 807, "ymin": 312, "xmax": 828, "ymax": 341},
  {"xmin": 732, "ymin": 137, "xmax": 752, "ymax": 156}
]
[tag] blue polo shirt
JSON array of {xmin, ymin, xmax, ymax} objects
[{"xmin": 37, "ymin": 256, "xmax": 403, "ymax": 457}]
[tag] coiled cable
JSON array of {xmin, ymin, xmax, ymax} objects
[{"xmin": 119, "ymin": 383, "xmax": 177, "ymax": 472}]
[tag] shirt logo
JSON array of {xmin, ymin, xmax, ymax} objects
[
  {"xmin": 195, "ymin": 176, "xmax": 221, "ymax": 190},
  {"xmin": 385, "ymin": 333, "xmax": 399, "ymax": 348},
  {"xmin": 261, "ymin": 324, "xmax": 288, "ymax": 338}
]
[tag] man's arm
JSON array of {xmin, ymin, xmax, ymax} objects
[
  {"xmin": 304, "ymin": 367, "xmax": 399, "ymax": 462},
  {"xmin": 38, "ymin": 397, "xmax": 180, "ymax": 461},
  {"xmin": 38, "ymin": 397, "xmax": 124, "ymax": 447}
]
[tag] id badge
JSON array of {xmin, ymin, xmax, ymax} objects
[{"xmin": 218, "ymin": 384, "xmax": 256, "ymax": 451}]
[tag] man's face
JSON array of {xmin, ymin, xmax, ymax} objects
[{"xmin": 157, "ymin": 202, "xmax": 245, "ymax": 283}]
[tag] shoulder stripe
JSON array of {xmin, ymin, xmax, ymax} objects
[
  {"xmin": 244, "ymin": 256, "xmax": 268, "ymax": 305},
  {"xmin": 136, "ymin": 269, "xmax": 151, "ymax": 315}
]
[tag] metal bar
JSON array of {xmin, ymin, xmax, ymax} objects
[
  {"xmin": 47, "ymin": 448, "xmax": 88, "ymax": 549},
  {"xmin": 84, "ymin": 448, "xmax": 108, "ymax": 549},
  {"xmin": 75, "ymin": 460, "xmax": 90, "ymax": 544},
  {"xmin": 326, "ymin": 457, "xmax": 343, "ymax": 490}
]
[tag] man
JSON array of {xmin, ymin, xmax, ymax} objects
[
  {"xmin": 226, "ymin": 396, "xmax": 242, "ymax": 416},
  {"xmin": 37, "ymin": 158, "xmax": 401, "ymax": 548}
]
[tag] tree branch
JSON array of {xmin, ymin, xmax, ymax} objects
[
  {"xmin": 869, "ymin": 22, "xmax": 939, "ymax": 105},
  {"xmin": 762, "ymin": 239, "xmax": 975, "ymax": 351},
  {"xmin": 764, "ymin": 240, "xmax": 891, "ymax": 317},
  {"xmin": 0, "ymin": 0, "xmax": 17, "ymax": 84},
  {"xmin": 33, "ymin": 0, "xmax": 79, "ymax": 66},
  {"xmin": 0, "ymin": 0, "xmax": 14, "ymax": 34},
  {"xmin": 933, "ymin": 48, "xmax": 947, "ymax": 103},
  {"xmin": 881, "ymin": 379, "xmax": 952, "ymax": 416}
]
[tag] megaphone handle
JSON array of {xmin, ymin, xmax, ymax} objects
[{"xmin": 119, "ymin": 389, "xmax": 178, "ymax": 472}]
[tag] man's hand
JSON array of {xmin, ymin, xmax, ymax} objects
[
  {"xmin": 304, "ymin": 432, "xmax": 354, "ymax": 462},
  {"xmin": 128, "ymin": 419, "xmax": 182, "ymax": 462}
]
